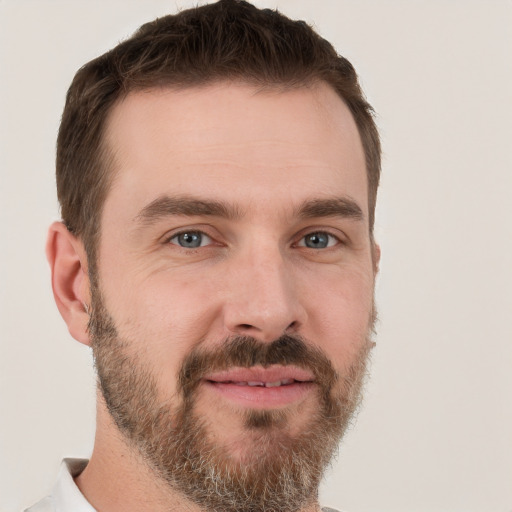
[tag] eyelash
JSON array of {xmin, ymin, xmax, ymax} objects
[
  {"xmin": 296, "ymin": 231, "xmax": 341, "ymax": 249},
  {"xmin": 167, "ymin": 230, "xmax": 214, "ymax": 249},
  {"xmin": 166, "ymin": 229, "xmax": 344, "ymax": 250}
]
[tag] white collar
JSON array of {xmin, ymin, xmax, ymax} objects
[
  {"xmin": 28, "ymin": 458, "xmax": 342, "ymax": 512},
  {"xmin": 51, "ymin": 458, "xmax": 95, "ymax": 512}
]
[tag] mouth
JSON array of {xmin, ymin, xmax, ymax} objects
[{"xmin": 203, "ymin": 366, "xmax": 316, "ymax": 409}]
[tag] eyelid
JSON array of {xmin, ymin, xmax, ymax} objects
[
  {"xmin": 296, "ymin": 232, "xmax": 340, "ymax": 248},
  {"xmin": 162, "ymin": 225, "xmax": 219, "ymax": 246},
  {"xmin": 293, "ymin": 227, "xmax": 347, "ymax": 247},
  {"xmin": 168, "ymin": 230, "xmax": 213, "ymax": 247}
]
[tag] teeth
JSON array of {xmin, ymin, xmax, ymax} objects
[{"xmin": 227, "ymin": 379, "xmax": 296, "ymax": 387}]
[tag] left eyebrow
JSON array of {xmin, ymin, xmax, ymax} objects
[{"xmin": 296, "ymin": 197, "xmax": 364, "ymax": 221}]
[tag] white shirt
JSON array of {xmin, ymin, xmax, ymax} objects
[
  {"xmin": 25, "ymin": 459, "xmax": 94, "ymax": 512},
  {"xmin": 25, "ymin": 458, "xmax": 341, "ymax": 512}
]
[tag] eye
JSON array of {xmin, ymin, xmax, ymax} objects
[
  {"xmin": 169, "ymin": 231, "xmax": 212, "ymax": 248},
  {"xmin": 298, "ymin": 231, "xmax": 339, "ymax": 249}
]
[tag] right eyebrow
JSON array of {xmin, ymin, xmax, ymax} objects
[{"xmin": 133, "ymin": 195, "xmax": 244, "ymax": 226}]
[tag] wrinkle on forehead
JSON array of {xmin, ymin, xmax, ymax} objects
[
  {"xmin": 100, "ymin": 81, "xmax": 368, "ymax": 234},
  {"xmin": 104, "ymin": 81, "xmax": 364, "ymax": 165}
]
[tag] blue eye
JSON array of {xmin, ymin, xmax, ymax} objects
[
  {"xmin": 169, "ymin": 231, "xmax": 212, "ymax": 248},
  {"xmin": 299, "ymin": 232, "xmax": 337, "ymax": 249}
]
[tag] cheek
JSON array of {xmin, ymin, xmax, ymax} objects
[
  {"xmin": 99, "ymin": 260, "xmax": 225, "ymax": 391},
  {"xmin": 302, "ymin": 264, "xmax": 375, "ymax": 366}
]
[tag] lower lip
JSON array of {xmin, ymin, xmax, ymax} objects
[{"xmin": 203, "ymin": 380, "xmax": 315, "ymax": 409}]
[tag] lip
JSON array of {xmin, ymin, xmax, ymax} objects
[
  {"xmin": 203, "ymin": 365, "xmax": 316, "ymax": 409},
  {"xmin": 204, "ymin": 365, "xmax": 315, "ymax": 384}
]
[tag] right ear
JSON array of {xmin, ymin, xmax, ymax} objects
[{"xmin": 46, "ymin": 221, "xmax": 91, "ymax": 346}]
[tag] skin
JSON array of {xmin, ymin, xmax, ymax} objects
[{"xmin": 47, "ymin": 81, "xmax": 380, "ymax": 512}]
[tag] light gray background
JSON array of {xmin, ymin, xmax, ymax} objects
[{"xmin": 1, "ymin": 1, "xmax": 511, "ymax": 511}]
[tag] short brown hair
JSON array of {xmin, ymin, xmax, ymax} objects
[{"xmin": 57, "ymin": 0, "xmax": 381, "ymax": 269}]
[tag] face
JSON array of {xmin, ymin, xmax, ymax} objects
[{"xmin": 89, "ymin": 82, "xmax": 377, "ymax": 511}]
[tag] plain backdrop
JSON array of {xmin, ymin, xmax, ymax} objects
[{"xmin": 1, "ymin": 1, "xmax": 511, "ymax": 511}]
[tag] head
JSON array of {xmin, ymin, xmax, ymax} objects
[
  {"xmin": 47, "ymin": 2, "xmax": 381, "ymax": 511},
  {"xmin": 56, "ymin": 0, "xmax": 380, "ymax": 273}
]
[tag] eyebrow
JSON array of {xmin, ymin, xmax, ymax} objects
[
  {"xmin": 134, "ymin": 194, "xmax": 364, "ymax": 226},
  {"xmin": 134, "ymin": 195, "xmax": 243, "ymax": 225},
  {"xmin": 296, "ymin": 197, "xmax": 364, "ymax": 221}
]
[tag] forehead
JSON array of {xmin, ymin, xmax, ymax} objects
[{"xmin": 102, "ymin": 82, "xmax": 367, "ymax": 224}]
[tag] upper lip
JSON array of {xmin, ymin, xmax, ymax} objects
[{"xmin": 204, "ymin": 365, "xmax": 315, "ymax": 384}]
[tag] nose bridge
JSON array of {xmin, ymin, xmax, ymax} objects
[{"xmin": 223, "ymin": 240, "xmax": 305, "ymax": 341}]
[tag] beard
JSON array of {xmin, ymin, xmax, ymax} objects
[{"xmin": 88, "ymin": 286, "xmax": 374, "ymax": 512}]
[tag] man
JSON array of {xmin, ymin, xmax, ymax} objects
[{"xmin": 28, "ymin": 0, "xmax": 381, "ymax": 511}]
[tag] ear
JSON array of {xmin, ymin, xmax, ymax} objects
[
  {"xmin": 46, "ymin": 221, "xmax": 91, "ymax": 346},
  {"xmin": 372, "ymin": 240, "xmax": 381, "ymax": 275}
]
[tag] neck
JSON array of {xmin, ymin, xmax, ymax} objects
[
  {"xmin": 75, "ymin": 394, "xmax": 195, "ymax": 512},
  {"xmin": 75, "ymin": 393, "xmax": 322, "ymax": 512}
]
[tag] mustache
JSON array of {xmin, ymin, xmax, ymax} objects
[{"xmin": 178, "ymin": 334, "xmax": 339, "ymax": 399}]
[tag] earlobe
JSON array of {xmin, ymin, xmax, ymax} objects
[{"xmin": 46, "ymin": 221, "xmax": 91, "ymax": 346}]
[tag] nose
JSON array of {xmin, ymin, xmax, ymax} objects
[{"xmin": 222, "ymin": 245, "xmax": 307, "ymax": 343}]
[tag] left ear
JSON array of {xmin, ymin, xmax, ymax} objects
[
  {"xmin": 372, "ymin": 240, "xmax": 381, "ymax": 275},
  {"xmin": 46, "ymin": 221, "xmax": 92, "ymax": 346}
]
